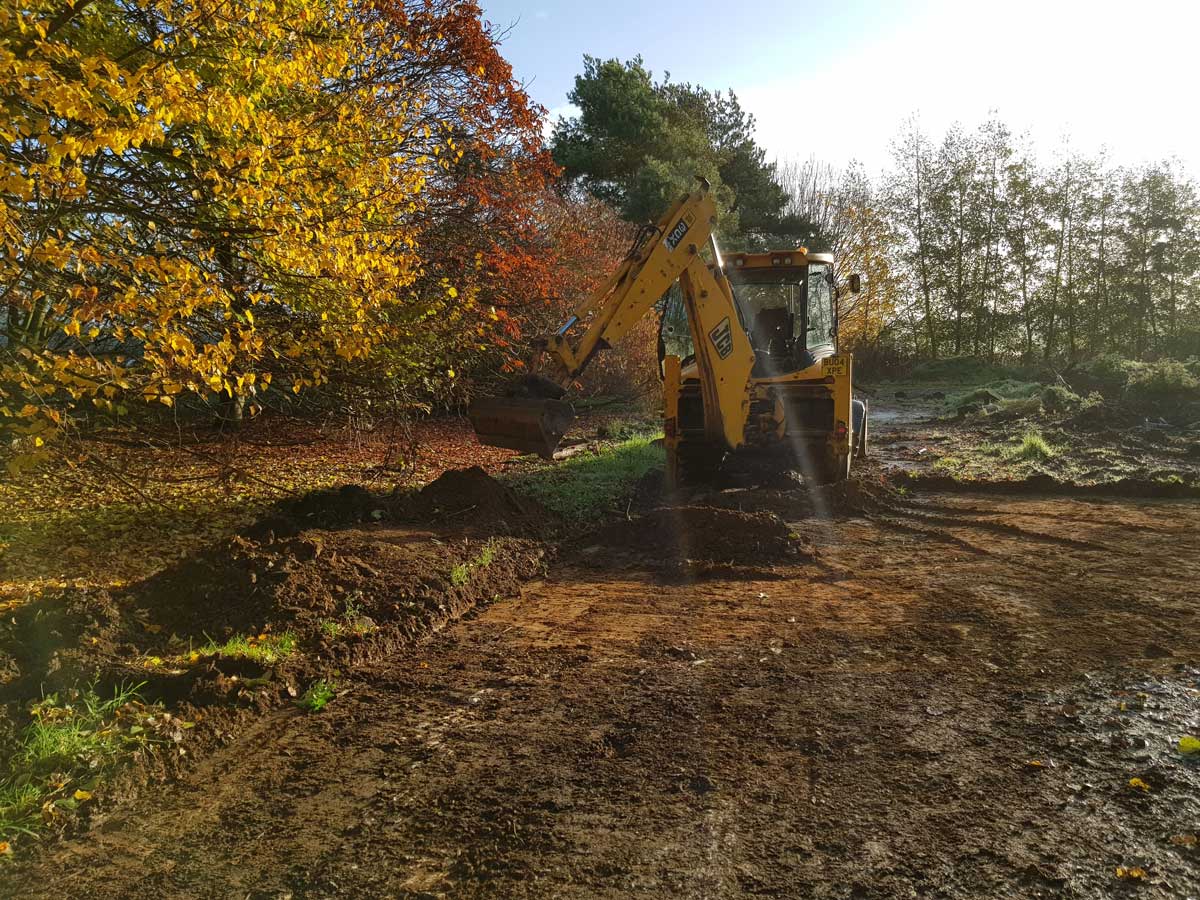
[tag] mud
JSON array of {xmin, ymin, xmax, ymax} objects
[
  {"xmin": 406, "ymin": 465, "xmax": 558, "ymax": 537},
  {"xmin": 6, "ymin": 481, "xmax": 1200, "ymax": 899},
  {"xmin": 579, "ymin": 506, "xmax": 813, "ymax": 572},
  {"xmin": 0, "ymin": 471, "xmax": 547, "ymax": 708}
]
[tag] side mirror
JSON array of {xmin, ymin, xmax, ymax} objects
[{"xmin": 849, "ymin": 273, "xmax": 863, "ymax": 294}]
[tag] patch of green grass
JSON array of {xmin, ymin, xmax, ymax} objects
[
  {"xmin": 447, "ymin": 539, "xmax": 501, "ymax": 588},
  {"xmin": 932, "ymin": 455, "xmax": 967, "ymax": 475},
  {"xmin": 946, "ymin": 379, "xmax": 1043, "ymax": 412},
  {"xmin": 200, "ymin": 631, "xmax": 297, "ymax": 664},
  {"xmin": 505, "ymin": 433, "xmax": 664, "ymax": 521},
  {"xmin": 297, "ymin": 679, "xmax": 337, "ymax": 712},
  {"xmin": 319, "ymin": 619, "xmax": 343, "ymax": 639},
  {"xmin": 594, "ymin": 417, "xmax": 657, "ymax": 441},
  {"xmin": 0, "ymin": 683, "xmax": 162, "ymax": 845},
  {"xmin": 1003, "ymin": 430, "xmax": 1058, "ymax": 462}
]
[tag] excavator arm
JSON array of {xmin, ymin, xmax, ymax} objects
[{"xmin": 470, "ymin": 181, "xmax": 756, "ymax": 458}]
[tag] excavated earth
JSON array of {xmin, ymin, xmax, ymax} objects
[{"xmin": 5, "ymin": 417, "xmax": 1200, "ymax": 897}]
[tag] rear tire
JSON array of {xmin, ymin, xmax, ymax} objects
[
  {"xmin": 853, "ymin": 398, "xmax": 869, "ymax": 459},
  {"xmin": 815, "ymin": 449, "xmax": 851, "ymax": 484}
]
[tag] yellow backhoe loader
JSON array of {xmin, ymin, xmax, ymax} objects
[{"xmin": 469, "ymin": 180, "xmax": 867, "ymax": 484}]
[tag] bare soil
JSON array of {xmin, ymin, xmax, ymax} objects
[
  {"xmin": 5, "ymin": 476, "xmax": 1200, "ymax": 897},
  {"xmin": 5, "ymin": 396, "xmax": 1200, "ymax": 898}
]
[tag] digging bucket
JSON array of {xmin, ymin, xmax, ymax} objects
[{"xmin": 469, "ymin": 396, "xmax": 576, "ymax": 459}]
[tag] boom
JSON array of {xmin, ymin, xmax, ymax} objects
[{"xmin": 471, "ymin": 181, "xmax": 756, "ymax": 457}]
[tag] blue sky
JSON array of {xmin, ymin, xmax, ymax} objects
[{"xmin": 479, "ymin": 0, "xmax": 1200, "ymax": 175}]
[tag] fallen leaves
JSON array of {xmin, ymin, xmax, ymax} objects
[
  {"xmin": 1115, "ymin": 865, "xmax": 1147, "ymax": 880},
  {"xmin": 1179, "ymin": 735, "xmax": 1200, "ymax": 755},
  {"xmin": 1128, "ymin": 777, "xmax": 1151, "ymax": 793}
]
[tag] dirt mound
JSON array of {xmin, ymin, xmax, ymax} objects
[
  {"xmin": 137, "ymin": 527, "xmax": 543, "ymax": 657},
  {"xmin": 0, "ymin": 521, "xmax": 545, "ymax": 706},
  {"xmin": 407, "ymin": 466, "xmax": 556, "ymax": 536},
  {"xmin": 582, "ymin": 506, "xmax": 813, "ymax": 570}
]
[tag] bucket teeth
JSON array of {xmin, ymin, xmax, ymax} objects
[{"xmin": 469, "ymin": 397, "xmax": 575, "ymax": 459}]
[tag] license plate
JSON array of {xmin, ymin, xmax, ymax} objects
[{"xmin": 821, "ymin": 356, "xmax": 848, "ymax": 377}]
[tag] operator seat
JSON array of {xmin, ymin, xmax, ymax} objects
[{"xmin": 751, "ymin": 307, "xmax": 793, "ymax": 357}]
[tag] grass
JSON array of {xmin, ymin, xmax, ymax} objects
[
  {"xmin": 945, "ymin": 379, "xmax": 1043, "ymax": 412},
  {"xmin": 297, "ymin": 679, "xmax": 337, "ymax": 712},
  {"xmin": 294, "ymin": 593, "xmax": 382, "ymax": 645},
  {"xmin": 1003, "ymin": 429, "xmax": 1058, "ymax": 462},
  {"xmin": 199, "ymin": 631, "xmax": 297, "ymax": 664},
  {"xmin": 0, "ymin": 683, "xmax": 163, "ymax": 846},
  {"xmin": 448, "ymin": 539, "xmax": 501, "ymax": 588},
  {"xmin": 504, "ymin": 432, "xmax": 664, "ymax": 521},
  {"xmin": 319, "ymin": 619, "xmax": 343, "ymax": 639}
]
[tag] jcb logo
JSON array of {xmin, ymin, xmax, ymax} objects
[
  {"xmin": 709, "ymin": 317, "xmax": 733, "ymax": 359},
  {"xmin": 664, "ymin": 217, "xmax": 690, "ymax": 251}
]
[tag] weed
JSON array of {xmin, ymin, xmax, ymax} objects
[
  {"xmin": 946, "ymin": 379, "xmax": 1042, "ymax": 413},
  {"xmin": 909, "ymin": 356, "xmax": 1020, "ymax": 382},
  {"xmin": 319, "ymin": 619, "xmax": 342, "ymax": 639},
  {"xmin": 1127, "ymin": 359, "xmax": 1200, "ymax": 410},
  {"xmin": 298, "ymin": 679, "xmax": 337, "ymax": 712},
  {"xmin": 0, "ymin": 683, "xmax": 161, "ymax": 845},
  {"xmin": 343, "ymin": 593, "xmax": 364, "ymax": 621},
  {"xmin": 1004, "ymin": 430, "xmax": 1058, "ymax": 462},
  {"xmin": 932, "ymin": 455, "xmax": 965, "ymax": 474},
  {"xmin": 447, "ymin": 539, "xmax": 500, "ymax": 589},
  {"xmin": 200, "ymin": 631, "xmax": 297, "ymax": 664}
]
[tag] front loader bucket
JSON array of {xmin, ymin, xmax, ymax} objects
[{"xmin": 469, "ymin": 396, "xmax": 576, "ymax": 459}]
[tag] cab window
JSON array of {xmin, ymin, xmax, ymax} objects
[{"xmin": 806, "ymin": 263, "xmax": 835, "ymax": 352}]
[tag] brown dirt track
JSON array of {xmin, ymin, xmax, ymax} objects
[{"xmin": 7, "ymin": 481, "xmax": 1200, "ymax": 898}]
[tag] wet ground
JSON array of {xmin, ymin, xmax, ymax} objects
[{"xmin": 6, "ymin": 401, "xmax": 1200, "ymax": 898}]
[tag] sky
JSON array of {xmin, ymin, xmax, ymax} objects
[{"xmin": 478, "ymin": 0, "xmax": 1200, "ymax": 176}]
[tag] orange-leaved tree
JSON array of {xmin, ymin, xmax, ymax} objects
[{"xmin": 0, "ymin": 0, "xmax": 462, "ymax": 468}]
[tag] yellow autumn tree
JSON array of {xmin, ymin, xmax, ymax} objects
[
  {"xmin": 834, "ymin": 201, "xmax": 901, "ymax": 350},
  {"xmin": 1, "ymin": 0, "xmax": 458, "ymax": 464}
]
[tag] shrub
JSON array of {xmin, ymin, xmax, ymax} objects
[
  {"xmin": 911, "ymin": 356, "xmax": 1015, "ymax": 382},
  {"xmin": 1126, "ymin": 359, "xmax": 1200, "ymax": 410},
  {"xmin": 1075, "ymin": 353, "xmax": 1138, "ymax": 395},
  {"xmin": 1041, "ymin": 384, "xmax": 1081, "ymax": 411}
]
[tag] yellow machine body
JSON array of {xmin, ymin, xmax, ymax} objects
[{"xmin": 470, "ymin": 181, "xmax": 861, "ymax": 482}]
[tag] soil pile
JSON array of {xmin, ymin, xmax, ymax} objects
[
  {"xmin": 133, "ymin": 528, "xmax": 544, "ymax": 649},
  {"xmin": 0, "ymin": 480, "xmax": 548, "ymax": 705},
  {"xmin": 582, "ymin": 506, "xmax": 814, "ymax": 570},
  {"xmin": 407, "ymin": 466, "xmax": 557, "ymax": 537}
]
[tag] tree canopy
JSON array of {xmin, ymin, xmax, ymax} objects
[{"xmin": 551, "ymin": 56, "xmax": 811, "ymax": 247}]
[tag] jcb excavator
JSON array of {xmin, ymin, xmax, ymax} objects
[{"xmin": 470, "ymin": 180, "xmax": 867, "ymax": 484}]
